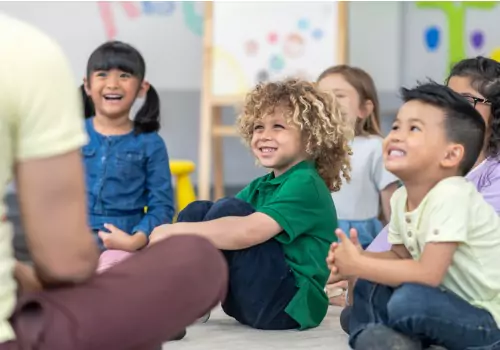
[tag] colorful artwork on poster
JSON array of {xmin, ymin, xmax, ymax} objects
[
  {"xmin": 417, "ymin": 1, "xmax": 498, "ymax": 66},
  {"xmin": 210, "ymin": 2, "xmax": 340, "ymax": 96},
  {"xmin": 98, "ymin": 1, "xmax": 203, "ymax": 40},
  {"xmin": 241, "ymin": 16, "xmax": 327, "ymax": 86}
]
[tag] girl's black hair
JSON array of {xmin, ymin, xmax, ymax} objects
[
  {"xmin": 446, "ymin": 56, "xmax": 500, "ymax": 190},
  {"xmin": 446, "ymin": 56, "xmax": 500, "ymax": 158},
  {"xmin": 80, "ymin": 41, "xmax": 160, "ymax": 134}
]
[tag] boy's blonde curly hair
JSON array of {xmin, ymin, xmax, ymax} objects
[{"xmin": 237, "ymin": 79, "xmax": 353, "ymax": 192}]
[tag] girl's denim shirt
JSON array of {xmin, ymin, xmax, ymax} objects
[{"xmin": 82, "ymin": 118, "xmax": 175, "ymax": 239}]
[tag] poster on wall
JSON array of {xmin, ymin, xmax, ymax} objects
[
  {"xmin": 402, "ymin": 1, "xmax": 499, "ymax": 86},
  {"xmin": 0, "ymin": 1, "xmax": 204, "ymax": 90},
  {"xmin": 211, "ymin": 2, "xmax": 342, "ymax": 97}
]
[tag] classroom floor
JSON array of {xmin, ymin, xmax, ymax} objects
[{"xmin": 164, "ymin": 305, "xmax": 350, "ymax": 350}]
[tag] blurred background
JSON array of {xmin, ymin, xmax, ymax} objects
[{"xmin": 2, "ymin": 1, "xmax": 499, "ymax": 194}]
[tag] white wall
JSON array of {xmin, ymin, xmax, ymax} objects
[
  {"xmin": 0, "ymin": 1, "xmax": 416, "ymax": 186},
  {"xmin": 348, "ymin": 1, "xmax": 403, "ymax": 93},
  {"xmin": 0, "ymin": 1, "xmax": 204, "ymax": 90}
]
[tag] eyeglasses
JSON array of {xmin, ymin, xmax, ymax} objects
[{"xmin": 462, "ymin": 95, "xmax": 491, "ymax": 108}]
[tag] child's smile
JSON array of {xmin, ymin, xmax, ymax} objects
[
  {"xmin": 255, "ymin": 142, "xmax": 281, "ymax": 164},
  {"xmin": 102, "ymin": 93, "xmax": 124, "ymax": 102},
  {"xmin": 258, "ymin": 146, "xmax": 278, "ymax": 157},
  {"xmin": 386, "ymin": 146, "xmax": 406, "ymax": 160}
]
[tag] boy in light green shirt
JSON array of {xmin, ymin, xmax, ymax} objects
[{"xmin": 327, "ymin": 82, "xmax": 500, "ymax": 349}]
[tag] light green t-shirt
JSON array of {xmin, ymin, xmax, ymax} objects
[
  {"xmin": 0, "ymin": 14, "xmax": 88, "ymax": 342},
  {"xmin": 388, "ymin": 176, "xmax": 500, "ymax": 325}
]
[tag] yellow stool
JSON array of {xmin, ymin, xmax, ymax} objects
[
  {"xmin": 170, "ymin": 160, "xmax": 197, "ymax": 214},
  {"xmin": 145, "ymin": 160, "xmax": 197, "ymax": 220}
]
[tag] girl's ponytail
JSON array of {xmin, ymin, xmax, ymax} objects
[
  {"xmin": 80, "ymin": 84, "xmax": 95, "ymax": 119},
  {"xmin": 134, "ymin": 84, "xmax": 160, "ymax": 134}
]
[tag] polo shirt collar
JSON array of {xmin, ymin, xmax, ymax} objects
[{"xmin": 264, "ymin": 160, "xmax": 315, "ymax": 186}]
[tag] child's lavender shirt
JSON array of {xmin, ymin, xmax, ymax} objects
[{"xmin": 367, "ymin": 158, "xmax": 500, "ymax": 252}]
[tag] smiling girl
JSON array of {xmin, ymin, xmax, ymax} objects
[{"xmin": 80, "ymin": 41, "xmax": 174, "ymax": 262}]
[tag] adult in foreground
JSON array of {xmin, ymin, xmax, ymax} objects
[{"xmin": 0, "ymin": 14, "xmax": 227, "ymax": 350}]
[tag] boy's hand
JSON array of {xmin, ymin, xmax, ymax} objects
[
  {"xmin": 326, "ymin": 242, "xmax": 340, "ymax": 271},
  {"xmin": 326, "ymin": 228, "xmax": 363, "ymax": 280},
  {"xmin": 149, "ymin": 224, "xmax": 174, "ymax": 246},
  {"xmin": 98, "ymin": 224, "xmax": 134, "ymax": 251},
  {"xmin": 327, "ymin": 269, "xmax": 346, "ymax": 284},
  {"xmin": 332, "ymin": 229, "xmax": 362, "ymax": 277},
  {"xmin": 327, "ymin": 242, "xmax": 349, "ymax": 282},
  {"xmin": 348, "ymin": 228, "xmax": 363, "ymax": 252}
]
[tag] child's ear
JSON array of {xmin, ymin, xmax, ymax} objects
[
  {"xmin": 441, "ymin": 144, "xmax": 464, "ymax": 170},
  {"xmin": 359, "ymin": 100, "xmax": 374, "ymax": 119},
  {"xmin": 138, "ymin": 80, "xmax": 150, "ymax": 98}
]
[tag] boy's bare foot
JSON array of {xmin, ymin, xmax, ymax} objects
[{"xmin": 326, "ymin": 280, "xmax": 348, "ymax": 307}]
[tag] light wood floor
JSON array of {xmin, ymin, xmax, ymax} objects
[{"xmin": 164, "ymin": 305, "xmax": 350, "ymax": 349}]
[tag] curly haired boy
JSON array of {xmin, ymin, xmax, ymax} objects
[{"xmin": 150, "ymin": 79, "xmax": 352, "ymax": 331}]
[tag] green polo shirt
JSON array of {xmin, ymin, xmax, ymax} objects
[{"xmin": 235, "ymin": 161, "xmax": 337, "ymax": 329}]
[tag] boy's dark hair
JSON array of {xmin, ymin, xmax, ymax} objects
[
  {"xmin": 401, "ymin": 81, "xmax": 486, "ymax": 175},
  {"xmin": 80, "ymin": 41, "xmax": 160, "ymax": 134},
  {"xmin": 446, "ymin": 56, "xmax": 500, "ymax": 158}
]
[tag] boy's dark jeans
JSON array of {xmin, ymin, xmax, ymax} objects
[
  {"xmin": 349, "ymin": 279, "xmax": 500, "ymax": 350},
  {"xmin": 177, "ymin": 197, "xmax": 299, "ymax": 330}
]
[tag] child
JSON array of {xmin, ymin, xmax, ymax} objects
[
  {"xmin": 368, "ymin": 56, "xmax": 500, "ymax": 252},
  {"xmin": 80, "ymin": 41, "xmax": 175, "ymax": 264},
  {"xmin": 317, "ymin": 66, "xmax": 398, "ymax": 248},
  {"xmin": 317, "ymin": 65, "xmax": 399, "ymax": 306},
  {"xmin": 340, "ymin": 56, "xmax": 500, "ymax": 334},
  {"xmin": 149, "ymin": 79, "xmax": 352, "ymax": 330},
  {"xmin": 328, "ymin": 82, "xmax": 500, "ymax": 350},
  {"xmin": 446, "ymin": 56, "xmax": 500, "ymax": 199}
]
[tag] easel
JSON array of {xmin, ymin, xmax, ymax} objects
[{"xmin": 197, "ymin": 1, "xmax": 349, "ymax": 201}]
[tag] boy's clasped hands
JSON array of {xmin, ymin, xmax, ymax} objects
[{"xmin": 326, "ymin": 228, "xmax": 364, "ymax": 283}]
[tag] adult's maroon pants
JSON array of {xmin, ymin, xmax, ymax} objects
[{"xmin": 0, "ymin": 235, "xmax": 228, "ymax": 350}]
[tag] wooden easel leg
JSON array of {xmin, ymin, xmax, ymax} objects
[
  {"xmin": 213, "ymin": 106, "xmax": 225, "ymax": 200},
  {"xmin": 198, "ymin": 1, "xmax": 213, "ymax": 201},
  {"xmin": 198, "ymin": 101, "xmax": 212, "ymax": 201}
]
